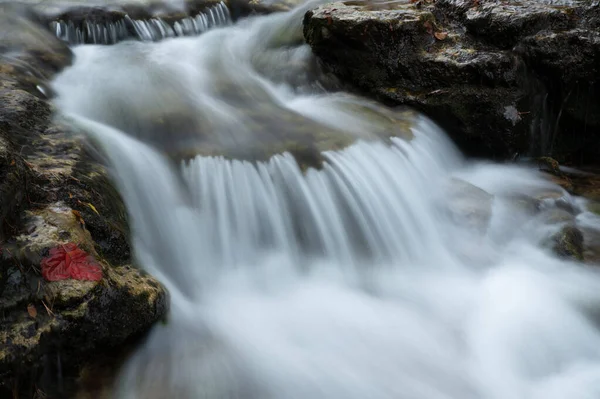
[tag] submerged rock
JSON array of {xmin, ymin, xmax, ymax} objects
[
  {"xmin": 444, "ymin": 178, "xmax": 493, "ymax": 233},
  {"xmin": 303, "ymin": 0, "xmax": 600, "ymax": 162}
]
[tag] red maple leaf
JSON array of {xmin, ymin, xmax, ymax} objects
[{"xmin": 41, "ymin": 243, "xmax": 103, "ymax": 281}]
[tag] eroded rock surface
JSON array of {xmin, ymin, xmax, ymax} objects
[
  {"xmin": 0, "ymin": 7, "xmax": 166, "ymax": 396},
  {"xmin": 304, "ymin": 0, "xmax": 600, "ymax": 162}
]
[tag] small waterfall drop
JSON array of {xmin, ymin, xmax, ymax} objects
[
  {"xmin": 51, "ymin": 1, "xmax": 230, "ymax": 45},
  {"xmin": 52, "ymin": 1, "xmax": 600, "ymax": 398}
]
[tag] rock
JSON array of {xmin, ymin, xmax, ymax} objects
[
  {"xmin": 580, "ymin": 217, "xmax": 600, "ymax": 265},
  {"xmin": 0, "ymin": 134, "xmax": 29, "ymax": 243},
  {"xmin": 28, "ymin": 0, "xmax": 300, "ymax": 46},
  {"xmin": 544, "ymin": 166, "xmax": 600, "ymax": 202},
  {"xmin": 588, "ymin": 201, "xmax": 600, "ymax": 215},
  {"xmin": 52, "ymin": 31, "xmax": 416, "ymax": 169},
  {"xmin": 0, "ymin": 4, "xmax": 73, "ymax": 76},
  {"xmin": 0, "ymin": 264, "xmax": 166, "ymax": 397},
  {"xmin": 539, "ymin": 166, "xmax": 600, "ymax": 264},
  {"xmin": 229, "ymin": 0, "xmax": 307, "ymax": 17},
  {"xmin": 33, "ymin": 0, "xmax": 224, "ymax": 25},
  {"xmin": 552, "ymin": 224, "xmax": 584, "ymax": 261},
  {"xmin": 303, "ymin": 0, "xmax": 600, "ymax": 162},
  {"xmin": 444, "ymin": 178, "xmax": 493, "ymax": 232},
  {"xmin": 0, "ymin": 7, "xmax": 166, "ymax": 395}
]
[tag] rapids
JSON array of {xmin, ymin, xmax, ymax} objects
[{"xmin": 51, "ymin": 1, "xmax": 600, "ymax": 398}]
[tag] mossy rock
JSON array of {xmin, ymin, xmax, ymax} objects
[
  {"xmin": 0, "ymin": 265, "xmax": 166, "ymax": 396},
  {"xmin": 552, "ymin": 224, "xmax": 584, "ymax": 261},
  {"xmin": 0, "ymin": 7, "xmax": 165, "ymax": 394}
]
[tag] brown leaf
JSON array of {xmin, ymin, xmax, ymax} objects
[
  {"xmin": 72, "ymin": 210, "xmax": 85, "ymax": 228},
  {"xmin": 434, "ymin": 31, "xmax": 448, "ymax": 40},
  {"xmin": 27, "ymin": 304, "xmax": 37, "ymax": 318},
  {"xmin": 9, "ymin": 159, "xmax": 15, "ymax": 166}
]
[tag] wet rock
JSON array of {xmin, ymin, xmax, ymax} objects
[
  {"xmin": 303, "ymin": 0, "xmax": 600, "ymax": 162},
  {"xmin": 516, "ymin": 28, "xmax": 600, "ymax": 160},
  {"xmin": 0, "ymin": 7, "xmax": 165, "ymax": 394},
  {"xmin": 545, "ymin": 166, "xmax": 600, "ymax": 202},
  {"xmin": 172, "ymin": 102, "xmax": 416, "ymax": 169},
  {"xmin": 444, "ymin": 178, "xmax": 493, "ymax": 232},
  {"xmin": 34, "ymin": 0, "xmax": 225, "ymax": 25},
  {"xmin": 540, "ymin": 166, "xmax": 600, "ymax": 264},
  {"xmin": 229, "ymin": 0, "xmax": 306, "ymax": 17},
  {"xmin": 552, "ymin": 224, "xmax": 584, "ymax": 261},
  {"xmin": 304, "ymin": 1, "xmax": 530, "ymax": 158},
  {"xmin": 0, "ymin": 134, "xmax": 29, "ymax": 242},
  {"xmin": 0, "ymin": 264, "xmax": 166, "ymax": 396},
  {"xmin": 0, "ymin": 4, "xmax": 72, "ymax": 76},
  {"xmin": 588, "ymin": 201, "xmax": 600, "ymax": 215},
  {"xmin": 580, "ymin": 216, "xmax": 600, "ymax": 265},
  {"xmin": 31, "ymin": 0, "xmax": 295, "ymax": 46}
]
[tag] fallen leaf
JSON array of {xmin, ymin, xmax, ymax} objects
[
  {"xmin": 27, "ymin": 304, "xmax": 37, "ymax": 318},
  {"xmin": 10, "ymin": 159, "xmax": 15, "ymax": 166},
  {"xmin": 86, "ymin": 203, "xmax": 100, "ymax": 216},
  {"xmin": 434, "ymin": 31, "xmax": 448, "ymax": 40},
  {"xmin": 72, "ymin": 210, "xmax": 85, "ymax": 228},
  {"xmin": 40, "ymin": 243, "xmax": 102, "ymax": 281}
]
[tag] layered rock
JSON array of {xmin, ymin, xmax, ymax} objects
[
  {"xmin": 304, "ymin": 0, "xmax": 600, "ymax": 163},
  {"xmin": 0, "ymin": 7, "xmax": 166, "ymax": 395}
]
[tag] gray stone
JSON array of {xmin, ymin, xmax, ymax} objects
[{"xmin": 303, "ymin": 0, "xmax": 600, "ymax": 162}]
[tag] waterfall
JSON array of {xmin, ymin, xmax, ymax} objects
[
  {"xmin": 52, "ymin": 1, "xmax": 600, "ymax": 398},
  {"xmin": 51, "ymin": 1, "xmax": 231, "ymax": 45}
]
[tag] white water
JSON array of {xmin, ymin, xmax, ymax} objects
[
  {"xmin": 51, "ymin": 2, "xmax": 230, "ymax": 44},
  {"xmin": 52, "ymin": 2, "xmax": 600, "ymax": 398}
]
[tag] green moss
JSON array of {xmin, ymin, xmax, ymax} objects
[{"xmin": 553, "ymin": 225, "xmax": 584, "ymax": 261}]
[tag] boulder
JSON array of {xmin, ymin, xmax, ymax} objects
[{"xmin": 303, "ymin": 0, "xmax": 600, "ymax": 163}]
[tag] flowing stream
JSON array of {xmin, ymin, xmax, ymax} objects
[{"xmin": 51, "ymin": 1, "xmax": 600, "ymax": 398}]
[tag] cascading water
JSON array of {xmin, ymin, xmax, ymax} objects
[
  {"xmin": 51, "ymin": 1, "xmax": 600, "ymax": 398},
  {"xmin": 51, "ymin": 1, "xmax": 230, "ymax": 45}
]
